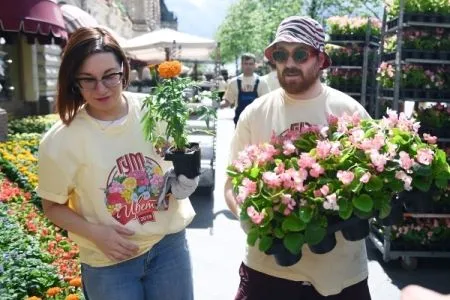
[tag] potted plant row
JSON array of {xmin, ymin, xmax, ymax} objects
[
  {"xmin": 326, "ymin": 16, "xmax": 381, "ymax": 43},
  {"xmin": 386, "ymin": 0, "xmax": 450, "ymax": 29},
  {"xmin": 227, "ymin": 111, "xmax": 450, "ymax": 266}
]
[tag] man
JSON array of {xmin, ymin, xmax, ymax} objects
[
  {"xmin": 260, "ymin": 59, "xmax": 280, "ymax": 91},
  {"xmin": 220, "ymin": 53, "xmax": 269, "ymax": 125},
  {"xmin": 224, "ymin": 16, "xmax": 372, "ymax": 300}
]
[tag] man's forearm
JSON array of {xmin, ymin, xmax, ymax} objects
[{"xmin": 220, "ymin": 99, "xmax": 231, "ymax": 108}]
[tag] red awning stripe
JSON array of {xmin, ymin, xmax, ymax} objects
[{"xmin": 0, "ymin": 0, "xmax": 67, "ymax": 42}]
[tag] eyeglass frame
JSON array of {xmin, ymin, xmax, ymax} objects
[
  {"xmin": 75, "ymin": 71, "xmax": 124, "ymax": 90},
  {"xmin": 271, "ymin": 47, "xmax": 319, "ymax": 64}
]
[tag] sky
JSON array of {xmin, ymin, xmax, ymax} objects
[{"xmin": 164, "ymin": 0, "xmax": 237, "ymax": 39}]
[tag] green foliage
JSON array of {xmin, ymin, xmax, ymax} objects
[{"xmin": 8, "ymin": 115, "xmax": 58, "ymax": 135}]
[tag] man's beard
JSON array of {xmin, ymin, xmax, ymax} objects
[{"xmin": 277, "ymin": 64, "xmax": 321, "ymax": 94}]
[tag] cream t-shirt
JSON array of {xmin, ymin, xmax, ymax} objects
[
  {"xmin": 223, "ymin": 74, "xmax": 270, "ymax": 106},
  {"xmin": 37, "ymin": 92, "xmax": 195, "ymax": 267},
  {"xmin": 261, "ymin": 70, "xmax": 280, "ymax": 92},
  {"xmin": 229, "ymin": 85, "xmax": 371, "ymax": 296}
]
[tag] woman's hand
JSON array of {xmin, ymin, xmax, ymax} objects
[{"xmin": 90, "ymin": 224, "xmax": 140, "ymax": 261}]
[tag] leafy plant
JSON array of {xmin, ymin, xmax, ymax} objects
[
  {"xmin": 141, "ymin": 61, "xmax": 217, "ymax": 152},
  {"xmin": 227, "ymin": 111, "xmax": 450, "ymax": 257}
]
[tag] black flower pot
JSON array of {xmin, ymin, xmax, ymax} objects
[
  {"xmin": 308, "ymin": 234, "xmax": 337, "ymax": 254},
  {"xmin": 400, "ymin": 189, "xmax": 434, "ymax": 213},
  {"xmin": 265, "ymin": 239, "xmax": 302, "ymax": 267},
  {"xmin": 380, "ymin": 198, "xmax": 404, "ymax": 226},
  {"xmin": 341, "ymin": 219, "xmax": 370, "ymax": 241},
  {"xmin": 164, "ymin": 142, "xmax": 201, "ymax": 179}
]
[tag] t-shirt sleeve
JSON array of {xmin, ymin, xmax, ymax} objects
[
  {"xmin": 228, "ymin": 107, "xmax": 252, "ymax": 164},
  {"xmin": 36, "ymin": 140, "xmax": 77, "ymax": 204},
  {"xmin": 258, "ymin": 79, "xmax": 270, "ymax": 97},
  {"xmin": 223, "ymin": 79, "xmax": 237, "ymax": 105}
]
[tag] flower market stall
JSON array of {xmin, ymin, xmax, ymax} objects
[
  {"xmin": 371, "ymin": 0, "xmax": 450, "ymax": 270},
  {"xmin": 325, "ymin": 16, "xmax": 382, "ymax": 116}
]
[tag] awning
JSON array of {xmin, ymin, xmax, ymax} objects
[
  {"xmin": 0, "ymin": 0, "xmax": 67, "ymax": 44},
  {"xmin": 60, "ymin": 4, "xmax": 98, "ymax": 34}
]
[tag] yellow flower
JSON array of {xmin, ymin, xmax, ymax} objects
[
  {"xmin": 122, "ymin": 177, "xmax": 137, "ymax": 190},
  {"xmin": 157, "ymin": 60, "xmax": 182, "ymax": 78},
  {"xmin": 121, "ymin": 189, "xmax": 133, "ymax": 203},
  {"xmin": 26, "ymin": 297, "xmax": 42, "ymax": 300}
]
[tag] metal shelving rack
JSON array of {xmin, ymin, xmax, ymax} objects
[
  {"xmin": 326, "ymin": 19, "xmax": 380, "ymax": 116},
  {"xmin": 370, "ymin": 0, "xmax": 450, "ymax": 269}
]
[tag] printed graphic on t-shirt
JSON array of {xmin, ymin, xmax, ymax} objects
[
  {"xmin": 242, "ymin": 83, "xmax": 254, "ymax": 92},
  {"xmin": 279, "ymin": 122, "xmax": 313, "ymax": 137},
  {"xmin": 104, "ymin": 152, "xmax": 167, "ymax": 225}
]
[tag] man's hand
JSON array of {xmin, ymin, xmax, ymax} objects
[
  {"xmin": 89, "ymin": 224, "xmax": 139, "ymax": 261},
  {"xmin": 401, "ymin": 285, "xmax": 450, "ymax": 300}
]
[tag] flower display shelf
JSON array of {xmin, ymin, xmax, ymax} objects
[
  {"xmin": 383, "ymin": 50, "xmax": 450, "ymax": 61},
  {"xmin": 326, "ymin": 17, "xmax": 381, "ymax": 116},
  {"xmin": 387, "ymin": 13, "xmax": 450, "ymax": 32}
]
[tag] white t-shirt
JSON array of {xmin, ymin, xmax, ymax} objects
[
  {"xmin": 229, "ymin": 85, "xmax": 371, "ymax": 296},
  {"xmin": 223, "ymin": 74, "xmax": 270, "ymax": 106},
  {"xmin": 260, "ymin": 70, "xmax": 280, "ymax": 92},
  {"xmin": 37, "ymin": 92, "xmax": 195, "ymax": 267}
]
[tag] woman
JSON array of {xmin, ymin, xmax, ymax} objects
[{"xmin": 37, "ymin": 27, "xmax": 197, "ymax": 300}]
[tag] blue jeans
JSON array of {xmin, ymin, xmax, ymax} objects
[{"xmin": 81, "ymin": 230, "xmax": 193, "ymax": 300}]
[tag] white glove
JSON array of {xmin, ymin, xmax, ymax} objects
[{"xmin": 157, "ymin": 169, "xmax": 200, "ymax": 210}]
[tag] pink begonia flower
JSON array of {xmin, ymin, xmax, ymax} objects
[
  {"xmin": 327, "ymin": 114, "xmax": 339, "ymax": 126},
  {"xmin": 320, "ymin": 184, "xmax": 330, "ymax": 196},
  {"xmin": 349, "ymin": 129, "xmax": 365, "ymax": 145},
  {"xmin": 283, "ymin": 140, "xmax": 296, "ymax": 155},
  {"xmin": 423, "ymin": 133, "xmax": 437, "ymax": 144},
  {"xmin": 337, "ymin": 170, "xmax": 355, "ymax": 185},
  {"xmin": 262, "ymin": 172, "xmax": 282, "ymax": 188},
  {"xmin": 360, "ymin": 172, "xmax": 371, "ymax": 183},
  {"xmin": 350, "ymin": 112, "xmax": 361, "ymax": 126},
  {"xmin": 274, "ymin": 162, "xmax": 285, "ymax": 174},
  {"xmin": 310, "ymin": 163, "xmax": 325, "ymax": 178},
  {"xmin": 298, "ymin": 153, "xmax": 316, "ymax": 169},
  {"xmin": 320, "ymin": 126, "xmax": 329, "ymax": 138},
  {"xmin": 323, "ymin": 193, "xmax": 339, "ymax": 211},
  {"xmin": 281, "ymin": 194, "xmax": 296, "ymax": 215},
  {"xmin": 416, "ymin": 148, "xmax": 434, "ymax": 165},
  {"xmin": 387, "ymin": 143, "xmax": 398, "ymax": 158},
  {"xmin": 316, "ymin": 140, "xmax": 332, "ymax": 159},
  {"xmin": 314, "ymin": 189, "xmax": 322, "ymax": 197},
  {"xmin": 247, "ymin": 206, "xmax": 265, "ymax": 225},
  {"xmin": 242, "ymin": 178, "xmax": 257, "ymax": 195},
  {"xmin": 330, "ymin": 141, "xmax": 341, "ymax": 155},
  {"xmin": 395, "ymin": 170, "xmax": 413, "ymax": 191},
  {"xmin": 399, "ymin": 151, "xmax": 415, "ymax": 170},
  {"xmin": 370, "ymin": 150, "xmax": 388, "ymax": 172}
]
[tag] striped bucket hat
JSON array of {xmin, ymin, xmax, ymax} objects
[{"xmin": 264, "ymin": 16, "xmax": 331, "ymax": 69}]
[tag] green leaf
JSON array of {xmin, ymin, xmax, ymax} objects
[
  {"xmin": 258, "ymin": 235, "xmax": 273, "ymax": 252},
  {"xmin": 338, "ymin": 198, "xmax": 353, "ymax": 220},
  {"xmin": 365, "ymin": 176, "xmax": 383, "ymax": 192},
  {"xmin": 378, "ymin": 200, "xmax": 392, "ymax": 219},
  {"xmin": 283, "ymin": 232, "xmax": 304, "ymax": 255},
  {"xmin": 305, "ymin": 223, "xmax": 326, "ymax": 246},
  {"xmin": 249, "ymin": 167, "xmax": 260, "ymax": 179},
  {"xmin": 282, "ymin": 215, "xmax": 306, "ymax": 232},
  {"xmin": 435, "ymin": 178, "xmax": 448, "ymax": 189},
  {"xmin": 413, "ymin": 176, "xmax": 432, "ymax": 192},
  {"xmin": 412, "ymin": 164, "xmax": 432, "ymax": 177},
  {"xmin": 246, "ymin": 228, "xmax": 259, "ymax": 246},
  {"xmin": 352, "ymin": 194, "xmax": 373, "ymax": 212},
  {"xmin": 299, "ymin": 207, "xmax": 313, "ymax": 223},
  {"xmin": 274, "ymin": 227, "xmax": 285, "ymax": 239}
]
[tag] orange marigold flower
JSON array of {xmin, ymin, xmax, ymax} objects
[
  {"xmin": 46, "ymin": 287, "xmax": 62, "ymax": 296},
  {"xmin": 69, "ymin": 277, "xmax": 82, "ymax": 287},
  {"xmin": 27, "ymin": 297, "xmax": 42, "ymax": 300},
  {"xmin": 65, "ymin": 294, "xmax": 80, "ymax": 300},
  {"xmin": 157, "ymin": 60, "xmax": 182, "ymax": 78}
]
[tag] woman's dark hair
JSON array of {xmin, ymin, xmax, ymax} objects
[{"xmin": 56, "ymin": 27, "xmax": 130, "ymax": 125}]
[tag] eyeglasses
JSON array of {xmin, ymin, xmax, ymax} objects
[
  {"xmin": 76, "ymin": 72, "xmax": 123, "ymax": 90},
  {"xmin": 272, "ymin": 48, "xmax": 316, "ymax": 64}
]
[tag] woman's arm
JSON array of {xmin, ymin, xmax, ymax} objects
[{"xmin": 42, "ymin": 199, "xmax": 139, "ymax": 261}]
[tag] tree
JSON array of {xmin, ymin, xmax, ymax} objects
[{"xmin": 215, "ymin": 0, "xmax": 383, "ymax": 64}]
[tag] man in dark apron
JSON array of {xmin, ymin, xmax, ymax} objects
[{"xmin": 220, "ymin": 53, "xmax": 270, "ymax": 126}]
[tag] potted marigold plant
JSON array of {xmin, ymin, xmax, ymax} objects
[
  {"xmin": 141, "ymin": 60, "xmax": 215, "ymax": 178},
  {"xmin": 227, "ymin": 110, "xmax": 450, "ymax": 266}
]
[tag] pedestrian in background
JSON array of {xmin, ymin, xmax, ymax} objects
[
  {"xmin": 219, "ymin": 53, "xmax": 269, "ymax": 125},
  {"xmin": 260, "ymin": 59, "xmax": 280, "ymax": 91},
  {"xmin": 37, "ymin": 27, "xmax": 198, "ymax": 300},
  {"xmin": 224, "ymin": 16, "xmax": 372, "ymax": 300}
]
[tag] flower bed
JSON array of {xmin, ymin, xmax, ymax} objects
[
  {"xmin": 0, "ymin": 175, "xmax": 82, "ymax": 299},
  {"xmin": 227, "ymin": 111, "xmax": 450, "ymax": 265}
]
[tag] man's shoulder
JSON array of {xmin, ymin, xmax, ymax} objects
[
  {"xmin": 247, "ymin": 89, "xmax": 281, "ymax": 111},
  {"xmin": 324, "ymin": 85, "xmax": 370, "ymax": 117}
]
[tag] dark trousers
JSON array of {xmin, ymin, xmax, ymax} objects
[{"xmin": 235, "ymin": 263, "xmax": 371, "ymax": 300}]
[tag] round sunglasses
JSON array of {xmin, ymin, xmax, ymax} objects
[{"xmin": 272, "ymin": 48, "xmax": 317, "ymax": 64}]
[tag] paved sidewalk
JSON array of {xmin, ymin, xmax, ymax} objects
[{"xmin": 186, "ymin": 108, "xmax": 450, "ymax": 300}]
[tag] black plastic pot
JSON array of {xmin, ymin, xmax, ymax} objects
[
  {"xmin": 400, "ymin": 189, "xmax": 435, "ymax": 213},
  {"xmin": 164, "ymin": 142, "xmax": 201, "ymax": 179},
  {"xmin": 265, "ymin": 239, "xmax": 302, "ymax": 267},
  {"xmin": 341, "ymin": 219, "xmax": 370, "ymax": 241},
  {"xmin": 380, "ymin": 197, "xmax": 404, "ymax": 226},
  {"xmin": 308, "ymin": 234, "xmax": 337, "ymax": 254}
]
